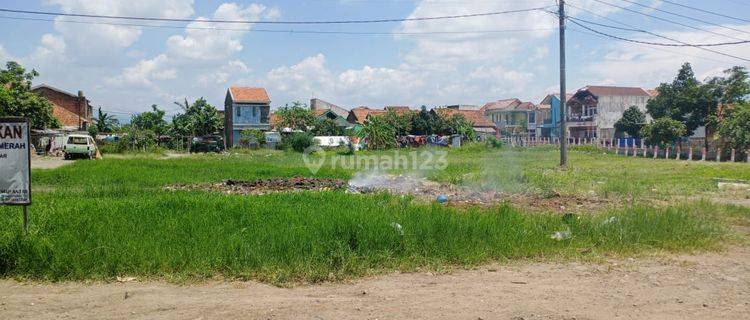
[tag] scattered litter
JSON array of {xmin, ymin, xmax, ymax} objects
[
  {"xmin": 436, "ymin": 194, "xmax": 448, "ymax": 204},
  {"xmin": 510, "ymin": 281, "xmax": 527, "ymax": 285},
  {"xmin": 602, "ymin": 216, "xmax": 619, "ymax": 225},
  {"xmin": 116, "ymin": 276, "xmax": 137, "ymax": 283},
  {"xmin": 390, "ymin": 222, "xmax": 404, "ymax": 236},
  {"xmin": 550, "ymin": 231, "xmax": 572, "ymax": 241},
  {"xmin": 715, "ymin": 178, "xmax": 750, "ymax": 191}
]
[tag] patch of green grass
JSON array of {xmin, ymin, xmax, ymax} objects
[
  {"xmin": 1, "ymin": 146, "xmax": 748, "ymax": 284},
  {"xmin": 0, "ymin": 190, "xmax": 738, "ymax": 284}
]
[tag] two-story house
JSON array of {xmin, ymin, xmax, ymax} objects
[
  {"xmin": 566, "ymin": 86, "xmax": 651, "ymax": 140},
  {"xmin": 224, "ymin": 87, "xmax": 271, "ymax": 147},
  {"xmin": 481, "ymin": 98, "xmax": 536, "ymax": 137},
  {"xmin": 536, "ymin": 94, "xmax": 573, "ymax": 138},
  {"xmin": 31, "ymin": 84, "xmax": 92, "ymax": 131}
]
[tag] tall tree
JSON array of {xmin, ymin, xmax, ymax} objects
[
  {"xmin": 275, "ymin": 101, "xmax": 315, "ymax": 131},
  {"xmin": 131, "ymin": 105, "xmax": 168, "ymax": 138},
  {"xmin": 0, "ymin": 61, "xmax": 59, "ymax": 129},
  {"xmin": 171, "ymin": 97, "xmax": 222, "ymax": 137},
  {"xmin": 708, "ymin": 66, "xmax": 750, "ymax": 105},
  {"xmin": 646, "ymin": 62, "xmax": 718, "ymax": 144},
  {"xmin": 94, "ymin": 107, "xmax": 119, "ymax": 133}
]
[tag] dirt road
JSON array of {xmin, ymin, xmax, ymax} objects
[{"xmin": 1, "ymin": 245, "xmax": 748, "ymax": 320}]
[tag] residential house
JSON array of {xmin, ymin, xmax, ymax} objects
[
  {"xmin": 310, "ymin": 98, "xmax": 349, "ymax": 119},
  {"xmin": 433, "ymin": 108, "xmax": 497, "ymax": 138},
  {"xmin": 31, "ymin": 84, "xmax": 92, "ymax": 131},
  {"xmin": 224, "ymin": 87, "xmax": 271, "ymax": 147},
  {"xmin": 346, "ymin": 107, "xmax": 387, "ymax": 125},
  {"xmin": 566, "ymin": 85, "xmax": 651, "ymax": 139},
  {"xmin": 445, "ymin": 104, "xmax": 481, "ymax": 111},
  {"xmin": 481, "ymin": 98, "xmax": 536, "ymax": 137},
  {"xmin": 314, "ymin": 109, "xmax": 353, "ymax": 132},
  {"xmin": 536, "ymin": 93, "xmax": 573, "ymax": 138}
]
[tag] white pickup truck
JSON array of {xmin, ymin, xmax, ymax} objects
[{"xmin": 63, "ymin": 134, "xmax": 97, "ymax": 160}]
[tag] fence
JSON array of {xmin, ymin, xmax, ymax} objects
[{"xmin": 500, "ymin": 137, "xmax": 750, "ymax": 163}]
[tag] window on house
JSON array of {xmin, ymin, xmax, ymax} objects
[
  {"xmin": 236, "ymin": 106, "xmax": 241, "ymax": 117},
  {"xmin": 252, "ymin": 106, "xmax": 257, "ymax": 117}
]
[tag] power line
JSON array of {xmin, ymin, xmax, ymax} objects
[
  {"xmin": 660, "ymin": 0, "xmax": 750, "ymax": 24},
  {"xmin": 563, "ymin": 3, "xmax": 750, "ymax": 62},
  {"xmin": 615, "ymin": 0, "xmax": 750, "ymax": 37},
  {"xmin": 0, "ymin": 6, "xmax": 553, "ymax": 25},
  {"xmin": 568, "ymin": 15, "xmax": 750, "ymax": 47},
  {"xmin": 563, "ymin": 18, "xmax": 750, "ymax": 62},
  {"xmin": 0, "ymin": 15, "xmax": 557, "ymax": 36},
  {"xmin": 590, "ymin": 0, "xmax": 747, "ymax": 42},
  {"xmin": 566, "ymin": 25, "xmax": 735, "ymax": 65}
]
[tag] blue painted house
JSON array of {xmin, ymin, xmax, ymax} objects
[
  {"xmin": 224, "ymin": 87, "xmax": 271, "ymax": 147},
  {"xmin": 537, "ymin": 94, "xmax": 572, "ymax": 138}
]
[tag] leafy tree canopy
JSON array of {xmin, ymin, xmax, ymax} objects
[
  {"xmin": 171, "ymin": 97, "xmax": 222, "ymax": 137},
  {"xmin": 716, "ymin": 103, "xmax": 750, "ymax": 151},
  {"xmin": 131, "ymin": 105, "xmax": 168, "ymax": 137},
  {"xmin": 641, "ymin": 117, "xmax": 687, "ymax": 147},
  {"xmin": 0, "ymin": 61, "xmax": 59, "ymax": 129},
  {"xmin": 614, "ymin": 106, "xmax": 646, "ymax": 138},
  {"xmin": 276, "ymin": 101, "xmax": 315, "ymax": 131}
]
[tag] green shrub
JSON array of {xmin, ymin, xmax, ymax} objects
[
  {"xmin": 486, "ymin": 136, "xmax": 505, "ymax": 149},
  {"xmin": 283, "ymin": 132, "xmax": 315, "ymax": 152}
]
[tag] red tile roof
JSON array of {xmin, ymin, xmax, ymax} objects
[
  {"xmin": 229, "ymin": 87, "xmax": 271, "ymax": 103},
  {"xmin": 435, "ymin": 108, "xmax": 496, "ymax": 128},
  {"xmin": 646, "ymin": 89, "xmax": 659, "ymax": 97},
  {"xmin": 348, "ymin": 107, "xmax": 387, "ymax": 124},
  {"xmin": 481, "ymin": 98, "xmax": 522, "ymax": 112},
  {"xmin": 581, "ymin": 86, "xmax": 650, "ymax": 97}
]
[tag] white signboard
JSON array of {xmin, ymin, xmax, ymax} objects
[{"xmin": 0, "ymin": 118, "xmax": 31, "ymax": 205}]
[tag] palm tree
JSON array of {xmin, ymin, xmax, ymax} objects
[{"xmin": 95, "ymin": 107, "xmax": 118, "ymax": 133}]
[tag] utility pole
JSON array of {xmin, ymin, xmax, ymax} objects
[{"xmin": 558, "ymin": 0, "xmax": 568, "ymax": 167}]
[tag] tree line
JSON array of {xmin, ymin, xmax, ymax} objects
[{"xmin": 614, "ymin": 63, "xmax": 750, "ymax": 151}]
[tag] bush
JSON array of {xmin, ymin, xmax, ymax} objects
[
  {"xmin": 485, "ymin": 136, "xmax": 505, "ymax": 149},
  {"xmin": 240, "ymin": 129, "xmax": 265, "ymax": 148},
  {"xmin": 283, "ymin": 132, "xmax": 315, "ymax": 152}
]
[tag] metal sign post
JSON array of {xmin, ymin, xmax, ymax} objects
[{"xmin": 0, "ymin": 117, "xmax": 32, "ymax": 232}]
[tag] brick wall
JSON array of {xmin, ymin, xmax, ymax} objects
[{"xmin": 33, "ymin": 87, "xmax": 90, "ymax": 129}]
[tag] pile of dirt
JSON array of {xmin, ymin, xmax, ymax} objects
[{"xmin": 166, "ymin": 177, "xmax": 347, "ymax": 195}]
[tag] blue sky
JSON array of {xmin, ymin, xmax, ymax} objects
[{"xmin": 0, "ymin": 0, "xmax": 748, "ymax": 120}]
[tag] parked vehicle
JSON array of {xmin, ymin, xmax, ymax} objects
[
  {"xmin": 191, "ymin": 135, "xmax": 224, "ymax": 153},
  {"xmin": 63, "ymin": 134, "xmax": 97, "ymax": 160}
]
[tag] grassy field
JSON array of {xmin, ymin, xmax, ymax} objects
[{"xmin": 1, "ymin": 145, "xmax": 748, "ymax": 284}]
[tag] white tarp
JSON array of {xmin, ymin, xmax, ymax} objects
[
  {"xmin": 314, "ymin": 136, "xmax": 350, "ymax": 147},
  {"xmin": 0, "ymin": 119, "xmax": 31, "ymax": 205}
]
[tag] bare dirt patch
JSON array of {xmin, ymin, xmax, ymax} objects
[
  {"xmin": 30, "ymin": 156, "xmax": 71, "ymax": 170},
  {"xmin": 166, "ymin": 175, "xmax": 613, "ymax": 213},
  {"xmin": 1, "ymin": 245, "xmax": 747, "ymax": 320}
]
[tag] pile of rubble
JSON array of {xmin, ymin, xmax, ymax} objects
[{"xmin": 166, "ymin": 177, "xmax": 347, "ymax": 195}]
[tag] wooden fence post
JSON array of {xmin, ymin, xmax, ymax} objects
[
  {"xmin": 701, "ymin": 148, "xmax": 706, "ymax": 161},
  {"xmin": 688, "ymin": 147, "xmax": 693, "ymax": 161},
  {"xmin": 642, "ymin": 146, "xmax": 647, "ymax": 157},
  {"xmin": 717, "ymin": 148, "xmax": 722, "ymax": 162},
  {"xmin": 676, "ymin": 146, "xmax": 681, "ymax": 160},
  {"xmin": 731, "ymin": 149, "xmax": 736, "ymax": 162},
  {"xmin": 654, "ymin": 146, "xmax": 659, "ymax": 159},
  {"xmin": 633, "ymin": 146, "xmax": 637, "ymax": 157},
  {"xmin": 665, "ymin": 146, "xmax": 670, "ymax": 159}
]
